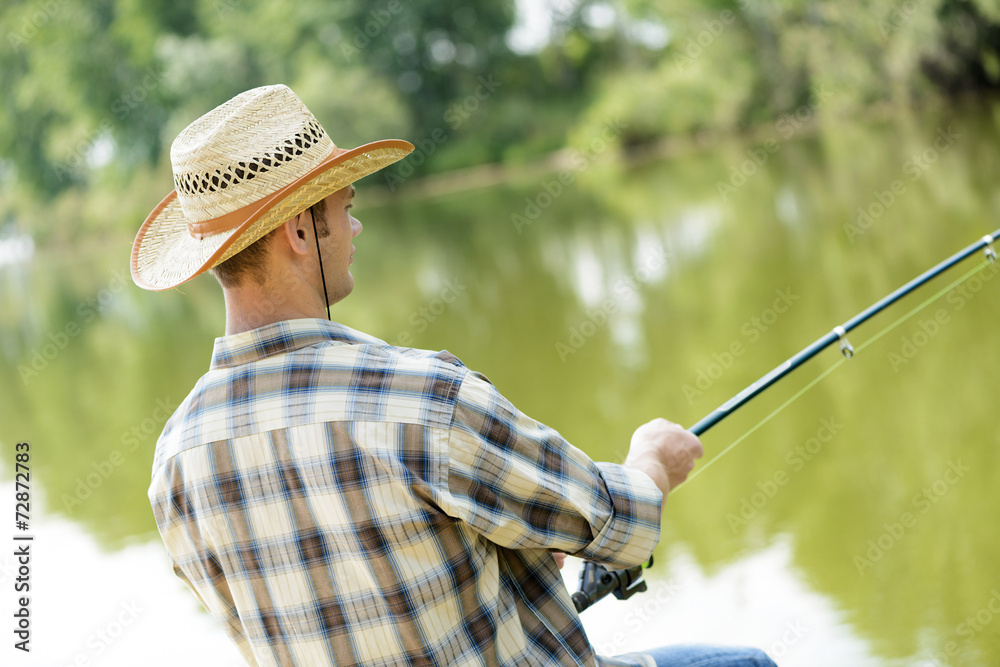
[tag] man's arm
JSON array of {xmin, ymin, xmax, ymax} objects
[{"xmin": 434, "ymin": 372, "xmax": 674, "ymax": 569}]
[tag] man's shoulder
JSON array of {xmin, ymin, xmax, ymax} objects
[
  {"xmin": 312, "ymin": 325, "xmax": 471, "ymax": 387},
  {"xmin": 294, "ymin": 320, "xmax": 469, "ymax": 376},
  {"xmin": 322, "ymin": 335, "xmax": 473, "ymax": 419},
  {"xmin": 152, "ymin": 327, "xmax": 476, "ymax": 471}
]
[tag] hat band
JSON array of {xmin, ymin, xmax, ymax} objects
[{"xmin": 185, "ymin": 146, "xmax": 347, "ymax": 239}]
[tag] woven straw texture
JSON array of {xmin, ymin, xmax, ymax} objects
[
  {"xmin": 170, "ymin": 87, "xmax": 334, "ymax": 224},
  {"xmin": 130, "ymin": 85, "xmax": 413, "ymax": 291}
]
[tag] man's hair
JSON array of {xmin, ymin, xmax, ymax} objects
[{"xmin": 212, "ymin": 198, "xmax": 329, "ymax": 288}]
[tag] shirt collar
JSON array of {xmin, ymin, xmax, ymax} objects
[{"xmin": 210, "ymin": 318, "xmax": 386, "ymax": 369}]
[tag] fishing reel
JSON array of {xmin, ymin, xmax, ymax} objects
[{"xmin": 571, "ymin": 556, "xmax": 653, "ymax": 613}]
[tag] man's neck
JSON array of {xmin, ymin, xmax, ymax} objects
[{"xmin": 222, "ymin": 280, "xmax": 327, "ymax": 335}]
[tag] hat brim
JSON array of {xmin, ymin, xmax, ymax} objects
[{"xmin": 131, "ymin": 139, "xmax": 413, "ymax": 291}]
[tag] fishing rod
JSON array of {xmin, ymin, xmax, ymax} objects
[
  {"xmin": 689, "ymin": 229, "xmax": 998, "ymax": 435},
  {"xmin": 572, "ymin": 228, "xmax": 1000, "ymax": 613}
]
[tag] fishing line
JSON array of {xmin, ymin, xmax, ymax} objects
[
  {"xmin": 678, "ymin": 257, "xmax": 994, "ymax": 489},
  {"xmin": 311, "ymin": 204, "xmax": 332, "ymax": 321}
]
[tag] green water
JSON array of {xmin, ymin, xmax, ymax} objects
[{"xmin": 3, "ymin": 105, "xmax": 999, "ymax": 665}]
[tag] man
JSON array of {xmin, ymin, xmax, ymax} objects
[{"xmin": 133, "ymin": 85, "xmax": 776, "ymax": 667}]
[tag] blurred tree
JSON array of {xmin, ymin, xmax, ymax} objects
[
  {"xmin": 1, "ymin": 0, "xmax": 999, "ymax": 238},
  {"xmin": 1, "ymin": 0, "xmax": 178, "ymax": 193},
  {"xmin": 337, "ymin": 1, "xmax": 517, "ymax": 131},
  {"xmin": 569, "ymin": 0, "xmax": 1000, "ymax": 147},
  {"xmin": 923, "ymin": 0, "xmax": 1000, "ymax": 93},
  {"xmin": 0, "ymin": 0, "xmax": 518, "ymax": 197}
]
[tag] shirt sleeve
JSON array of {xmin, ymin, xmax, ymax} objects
[{"xmin": 434, "ymin": 370, "xmax": 663, "ymax": 569}]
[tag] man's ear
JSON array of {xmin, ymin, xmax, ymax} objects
[{"xmin": 278, "ymin": 210, "xmax": 314, "ymax": 257}]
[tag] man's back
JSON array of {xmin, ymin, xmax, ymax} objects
[{"xmin": 150, "ymin": 318, "xmax": 662, "ymax": 667}]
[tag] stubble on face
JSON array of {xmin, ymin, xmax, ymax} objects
[{"xmin": 315, "ymin": 185, "xmax": 358, "ymax": 306}]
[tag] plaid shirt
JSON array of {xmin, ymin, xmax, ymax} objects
[{"xmin": 149, "ymin": 319, "xmax": 663, "ymax": 667}]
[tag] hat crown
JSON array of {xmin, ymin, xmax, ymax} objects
[{"xmin": 169, "ymin": 85, "xmax": 335, "ymax": 224}]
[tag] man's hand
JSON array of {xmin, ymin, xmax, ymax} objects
[{"xmin": 623, "ymin": 418, "xmax": 703, "ymax": 498}]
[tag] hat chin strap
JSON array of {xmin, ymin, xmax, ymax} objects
[{"xmin": 311, "ymin": 206, "xmax": 332, "ymax": 321}]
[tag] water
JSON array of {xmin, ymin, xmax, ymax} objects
[{"xmin": 2, "ymin": 105, "xmax": 999, "ymax": 666}]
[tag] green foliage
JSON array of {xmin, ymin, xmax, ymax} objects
[
  {"xmin": 571, "ymin": 0, "xmax": 1000, "ymax": 144},
  {"xmin": 0, "ymin": 0, "xmax": 998, "ymax": 242},
  {"xmin": 569, "ymin": 21, "xmax": 758, "ymax": 148}
]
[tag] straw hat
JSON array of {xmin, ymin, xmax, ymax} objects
[{"xmin": 131, "ymin": 84, "xmax": 413, "ymax": 291}]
